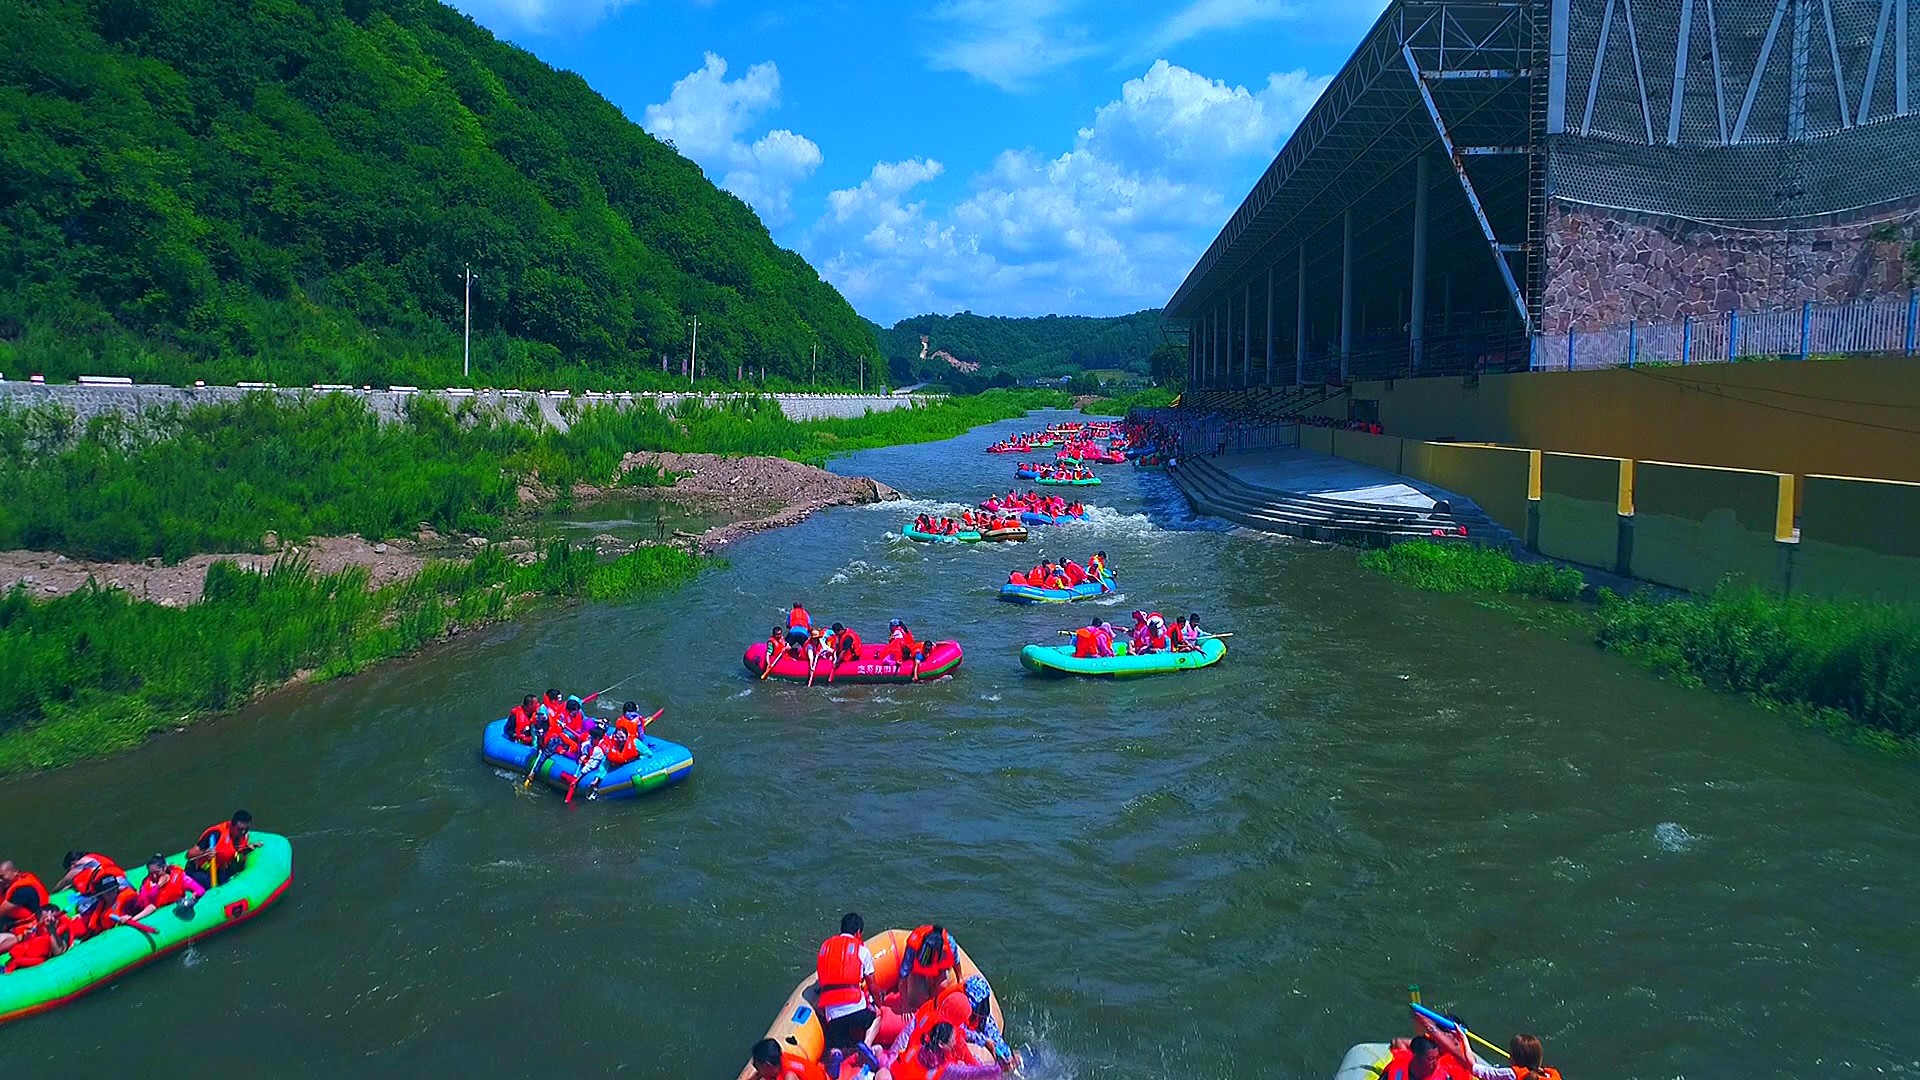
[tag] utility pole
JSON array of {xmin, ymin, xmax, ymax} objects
[
  {"xmin": 686, "ymin": 316, "xmax": 699, "ymax": 390},
  {"xmin": 811, "ymin": 342, "xmax": 817, "ymax": 386},
  {"xmin": 461, "ymin": 264, "xmax": 476, "ymax": 379}
]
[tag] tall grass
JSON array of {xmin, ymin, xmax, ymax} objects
[
  {"xmin": 1080, "ymin": 387, "xmax": 1177, "ymax": 416},
  {"xmin": 0, "ymin": 543, "xmax": 704, "ymax": 773},
  {"xmin": 1360, "ymin": 542, "xmax": 1586, "ymax": 601},
  {"xmin": 1362, "ymin": 541, "xmax": 1920, "ymax": 749},
  {"xmin": 0, "ymin": 389, "xmax": 1068, "ymax": 562}
]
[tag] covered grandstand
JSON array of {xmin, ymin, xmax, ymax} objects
[{"xmin": 1166, "ymin": 0, "xmax": 1920, "ymax": 388}]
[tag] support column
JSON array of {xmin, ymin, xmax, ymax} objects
[
  {"xmin": 1294, "ymin": 247, "xmax": 1308, "ymax": 385},
  {"xmin": 1242, "ymin": 282, "xmax": 1252, "ymax": 388},
  {"xmin": 1188, "ymin": 324, "xmax": 1197, "ymax": 386},
  {"xmin": 1340, "ymin": 209, "xmax": 1354, "ymax": 379},
  {"xmin": 1264, "ymin": 266, "xmax": 1275, "ymax": 385},
  {"xmin": 1411, "ymin": 153, "xmax": 1429, "ymax": 373}
]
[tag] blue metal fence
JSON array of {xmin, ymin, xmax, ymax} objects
[{"xmin": 1537, "ymin": 291, "xmax": 1920, "ymax": 371}]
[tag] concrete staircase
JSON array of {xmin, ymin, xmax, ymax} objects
[{"xmin": 1171, "ymin": 455, "xmax": 1515, "ymax": 549}]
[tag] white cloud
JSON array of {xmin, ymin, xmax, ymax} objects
[
  {"xmin": 449, "ymin": 0, "xmax": 636, "ymax": 35},
  {"xmin": 643, "ymin": 53, "xmax": 824, "ymax": 225},
  {"xmin": 925, "ymin": 0, "xmax": 1101, "ymax": 92},
  {"xmin": 1140, "ymin": 0, "xmax": 1389, "ymax": 56},
  {"xmin": 808, "ymin": 61, "xmax": 1331, "ymax": 322}
]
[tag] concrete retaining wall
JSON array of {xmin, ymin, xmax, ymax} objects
[
  {"xmin": 0, "ymin": 381, "xmax": 939, "ymax": 428},
  {"xmin": 1300, "ymin": 426, "xmax": 1334, "ymax": 455},
  {"xmin": 1795, "ymin": 475, "xmax": 1920, "ymax": 605},
  {"xmin": 1631, "ymin": 462, "xmax": 1789, "ymax": 594},
  {"xmin": 1331, "ymin": 430, "xmax": 1403, "ymax": 474},
  {"xmin": 1537, "ymin": 453, "xmax": 1626, "ymax": 572},
  {"xmin": 1403, "ymin": 442, "xmax": 1536, "ymax": 535}
]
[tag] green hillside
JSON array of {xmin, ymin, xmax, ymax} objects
[
  {"xmin": 0, "ymin": 0, "xmax": 882, "ymax": 389},
  {"xmin": 870, "ymin": 310, "xmax": 1169, "ymax": 385}
]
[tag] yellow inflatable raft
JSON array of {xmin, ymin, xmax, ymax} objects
[{"xmin": 736, "ymin": 927, "xmax": 1006, "ymax": 1079}]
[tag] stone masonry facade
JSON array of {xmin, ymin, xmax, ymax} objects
[{"xmin": 1541, "ymin": 201, "xmax": 1919, "ymax": 333}]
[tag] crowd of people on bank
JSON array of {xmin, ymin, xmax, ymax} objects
[{"xmin": 0, "ymin": 811, "xmax": 258, "ymax": 973}]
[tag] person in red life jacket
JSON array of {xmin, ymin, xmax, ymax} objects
[
  {"xmin": 762, "ymin": 624, "xmax": 791, "ymax": 676},
  {"xmin": 185, "ymin": 810, "xmax": 255, "ymax": 890},
  {"xmin": 748, "ymin": 1037, "xmax": 828, "ymax": 1080},
  {"xmin": 816, "ymin": 912, "xmax": 882, "ymax": 1067},
  {"xmin": 0, "ymin": 861, "xmax": 49, "ymax": 955},
  {"xmin": 886, "ymin": 983, "xmax": 975, "ymax": 1070},
  {"xmin": 830, "ymin": 623, "xmax": 863, "ymax": 667},
  {"xmin": 605, "ymin": 702, "xmax": 648, "ymax": 766},
  {"xmin": 1384, "ymin": 1035, "xmax": 1473, "ymax": 1080},
  {"xmin": 2, "ymin": 906, "xmax": 83, "ymax": 972},
  {"xmin": 786, "ymin": 601, "xmax": 812, "ymax": 650},
  {"xmin": 50, "ymin": 850, "xmax": 127, "ymax": 897},
  {"xmin": 76, "ymin": 875, "xmax": 141, "ymax": 938},
  {"xmin": 1072, "ymin": 620, "xmax": 1101, "ymax": 659},
  {"xmin": 1417, "ymin": 1016, "xmax": 1560, "ymax": 1080},
  {"xmin": 893, "ymin": 925, "xmax": 963, "ymax": 1015},
  {"xmin": 887, "ymin": 1021, "xmax": 1002, "ymax": 1080},
  {"xmin": 541, "ymin": 687, "xmax": 567, "ymax": 722},
  {"xmin": 126, "ymin": 853, "xmax": 205, "ymax": 924},
  {"xmin": 888, "ymin": 620, "xmax": 934, "ymax": 679},
  {"xmin": 508, "ymin": 694, "xmax": 542, "ymax": 745}
]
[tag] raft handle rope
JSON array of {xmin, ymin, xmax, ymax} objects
[{"xmin": 1408, "ymin": 995, "xmax": 1510, "ymax": 1061}]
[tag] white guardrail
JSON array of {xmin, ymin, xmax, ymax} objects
[{"xmin": 0, "ymin": 377, "xmax": 939, "ymax": 401}]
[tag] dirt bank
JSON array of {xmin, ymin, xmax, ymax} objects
[
  {"xmin": 606, "ymin": 452, "xmax": 899, "ymax": 553},
  {"xmin": 0, "ymin": 534, "xmax": 440, "ymax": 606},
  {"xmin": 2, "ymin": 455, "xmax": 899, "ymax": 602}
]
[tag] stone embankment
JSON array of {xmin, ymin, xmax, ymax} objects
[{"xmin": 0, "ymin": 380, "xmax": 941, "ymax": 429}]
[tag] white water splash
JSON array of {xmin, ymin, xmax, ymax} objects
[
  {"xmin": 980, "ymin": 693, "xmax": 1002, "ymax": 702},
  {"xmin": 1653, "ymin": 821, "xmax": 1699, "ymax": 852}
]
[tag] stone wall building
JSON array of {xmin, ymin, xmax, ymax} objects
[{"xmin": 1165, "ymin": 0, "xmax": 1920, "ymax": 384}]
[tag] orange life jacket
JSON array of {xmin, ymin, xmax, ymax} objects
[
  {"xmin": 508, "ymin": 706, "xmax": 539, "ymax": 743},
  {"xmin": 815, "ymin": 933, "xmax": 867, "ymax": 1013},
  {"xmin": 776, "ymin": 1052, "xmax": 830, "ymax": 1080},
  {"xmin": 193, "ymin": 822, "xmax": 246, "ymax": 879},
  {"xmin": 2, "ymin": 914, "xmax": 77, "ymax": 972},
  {"xmin": 789, "ymin": 606, "xmax": 811, "ymax": 630},
  {"xmin": 79, "ymin": 886, "xmax": 138, "ymax": 937},
  {"xmin": 69, "ymin": 852, "xmax": 125, "ymax": 896},
  {"xmin": 2, "ymin": 872, "xmax": 48, "ymax": 934},
  {"xmin": 145, "ymin": 864, "xmax": 194, "ymax": 908},
  {"xmin": 887, "ymin": 1050, "xmax": 947, "ymax": 1080},
  {"xmin": 1073, "ymin": 628, "xmax": 1097, "ymax": 658},
  {"xmin": 1512, "ymin": 1068, "xmax": 1563, "ymax": 1080},
  {"xmin": 1382, "ymin": 1047, "xmax": 1474, "ymax": 1080}
]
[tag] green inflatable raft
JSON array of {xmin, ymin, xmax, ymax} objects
[
  {"xmin": 0, "ymin": 832, "xmax": 294, "ymax": 1026},
  {"xmin": 1020, "ymin": 637, "xmax": 1227, "ymax": 677}
]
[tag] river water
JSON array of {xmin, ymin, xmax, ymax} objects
[{"xmin": 1, "ymin": 410, "xmax": 1914, "ymax": 1077}]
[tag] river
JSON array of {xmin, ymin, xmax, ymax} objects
[{"xmin": 1, "ymin": 410, "xmax": 1914, "ymax": 1078}]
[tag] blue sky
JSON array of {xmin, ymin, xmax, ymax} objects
[{"xmin": 449, "ymin": 0, "xmax": 1389, "ymax": 324}]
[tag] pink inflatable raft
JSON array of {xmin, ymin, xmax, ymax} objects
[{"xmin": 743, "ymin": 640, "xmax": 965, "ymax": 683}]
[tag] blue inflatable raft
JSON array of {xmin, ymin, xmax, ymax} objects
[
  {"xmin": 481, "ymin": 719, "xmax": 694, "ymax": 800},
  {"xmin": 1019, "ymin": 510, "xmax": 1087, "ymax": 527},
  {"xmin": 998, "ymin": 574, "xmax": 1116, "ymax": 604}
]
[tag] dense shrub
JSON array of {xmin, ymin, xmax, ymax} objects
[{"xmin": 1360, "ymin": 542, "xmax": 1586, "ymax": 601}]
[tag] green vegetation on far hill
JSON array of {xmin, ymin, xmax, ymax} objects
[
  {"xmin": 869, "ymin": 310, "xmax": 1172, "ymax": 386},
  {"xmin": 1363, "ymin": 542, "xmax": 1920, "ymax": 752},
  {"xmin": 0, "ymin": 0, "xmax": 881, "ymax": 389},
  {"xmin": 0, "ymin": 388, "xmax": 1070, "ymax": 563}
]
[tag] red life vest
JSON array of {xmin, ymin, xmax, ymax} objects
[
  {"xmin": 815, "ymin": 933, "xmax": 867, "ymax": 1013},
  {"xmin": 1073, "ymin": 628, "xmax": 1097, "ymax": 658},
  {"xmin": 508, "ymin": 706, "xmax": 538, "ymax": 743},
  {"xmin": 69, "ymin": 852, "xmax": 125, "ymax": 896},
  {"xmin": 834, "ymin": 629, "xmax": 862, "ymax": 656},
  {"xmin": 789, "ymin": 606, "xmax": 811, "ymax": 630},
  {"xmin": 1382, "ymin": 1047, "xmax": 1474, "ymax": 1080},
  {"xmin": 145, "ymin": 864, "xmax": 193, "ymax": 908},
  {"xmin": 2, "ymin": 915, "xmax": 75, "ymax": 972},
  {"xmin": 887, "ymin": 1050, "xmax": 947, "ymax": 1080},
  {"xmin": 79, "ymin": 886, "xmax": 137, "ymax": 937},
  {"xmin": 193, "ymin": 822, "xmax": 246, "ymax": 878},
  {"xmin": 2, "ymin": 872, "xmax": 48, "ymax": 933},
  {"xmin": 1512, "ymin": 1068, "xmax": 1562, "ymax": 1080},
  {"xmin": 776, "ymin": 1052, "xmax": 829, "ymax": 1080}
]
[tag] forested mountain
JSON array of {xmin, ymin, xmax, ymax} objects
[
  {"xmin": 869, "ymin": 310, "xmax": 1170, "ymax": 386},
  {"xmin": 0, "ymin": 0, "xmax": 882, "ymax": 389}
]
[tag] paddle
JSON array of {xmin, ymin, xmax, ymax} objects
[
  {"xmin": 111, "ymin": 914, "xmax": 161, "ymax": 935},
  {"xmin": 1410, "ymin": 1001, "xmax": 1510, "ymax": 1061}
]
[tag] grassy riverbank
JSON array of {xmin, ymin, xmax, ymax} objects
[
  {"xmin": 1, "ymin": 388, "xmax": 1068, "ymax": 562},
  {"xmin": 1363, "ymin": 542, "xmax": 1920, "ymax": 753},
  {"xmin": 0, "ymin": 544, "xmax": 704, "ymax": 774},
  {"xmin": 1080, "ymin": 387, "xmax": 1176, "ymax": 415}
]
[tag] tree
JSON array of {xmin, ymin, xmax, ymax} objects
[{"xmin": 1148, "ymin": 342, "xmax": 1188, "ymax": 387}]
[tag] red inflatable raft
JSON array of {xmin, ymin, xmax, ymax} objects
[{"xmin": 743, "ymin": 640, "xmax": 965, "ymax": 683}]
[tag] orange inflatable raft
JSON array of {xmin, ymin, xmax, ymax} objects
[{"xmin": 736, "ymin": 928, "xmax": 1006, "ymax": 1080}]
